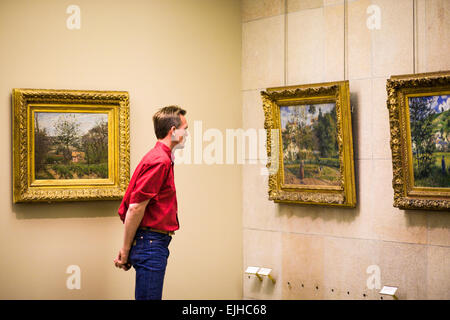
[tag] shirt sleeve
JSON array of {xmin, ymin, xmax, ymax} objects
[{"xmin": 129, "ymin": 161, "xmax": 170, "ymax": 204}]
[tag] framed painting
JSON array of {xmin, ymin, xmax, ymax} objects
[
  {"xmin": 261, "ymin": 81, "xmax": 356, "ymax": 207},
  {"xmin": 387, "ymin": 71, "xmax": 450, "ymax": 210},
  {"xmin": 12, "ymin": 88, "xmax": 130, "ymax": 203}
]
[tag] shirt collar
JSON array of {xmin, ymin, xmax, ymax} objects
[{"xmin": 156, "ymin": 140, "xmax": 172, "ymax": 160}]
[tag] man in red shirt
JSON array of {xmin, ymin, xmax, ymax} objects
[{"xmin": 114, "ymin": 105, "xmax": 188, "ymax": 300}]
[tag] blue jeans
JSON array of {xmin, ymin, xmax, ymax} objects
[{"xmin": 128, "ymin": 229, "xmax": 172, "ymax": 300}]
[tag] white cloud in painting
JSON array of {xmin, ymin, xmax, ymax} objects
[
  {"xmin": 437, "ymin": 97, "xmax": 450, "ymax": 113},
  {"xmin": 430, "ymin": 95, "xmax": 439, "ymax": 110}
]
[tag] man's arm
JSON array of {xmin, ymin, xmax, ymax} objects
[
  {"xmin": 114, "ymin": 199, "xmax": 149, "ymax": 270},
  {"xmin": 114, "ymin": 161, "xmax": 170, "ymax": 271}
]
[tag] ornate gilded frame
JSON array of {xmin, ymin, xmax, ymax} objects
[
  {"xmin": 12, "ymin": 88, "xmax": 130, "ymax": 203},
  {"xmin": 386, "ymin": 71, "xmax": 450, "ymax": 210},
  {"xmin": 261, "ymin": 81, "xmax": 356, "ymax": 207}
]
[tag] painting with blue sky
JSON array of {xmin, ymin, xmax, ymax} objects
[
  {"xmin": 34, "ymin": 112, "xmax": 109, "ymax": 180},
  {"xmin": 280, "ymin": 103, "xmax": 340, "ymax": 186},
  {"xmin": 408, "ymin": 94, "xmax": 450, "ymax": 188}
]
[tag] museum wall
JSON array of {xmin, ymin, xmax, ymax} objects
[
  {"xmin": 242, "ymin": 0, "xmax": 450, "ymax": 299},
  {"xmin": 0, "ymin": 0, "xmax": 242, "ymax": 299}
]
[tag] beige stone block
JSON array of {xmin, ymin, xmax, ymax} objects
[
  {"xmin": 287, "ymin": 8, "xmax": 325, "ymax": 85},
  {"xmin": 278, "ymin": 160, "xmax": 373, "ymax": 239},
  {"xmin": 418, "ymin": 0, "xmax": 450, "ymax": 72},
  {"xmin": 427, "ymin": 213, "xmax": 450, "ymax": 247},
  {"xmin": 242, "ymin": 90, "xmax": 265, "ymax": 131},
  {"xmin": 243, "ymin": 229, "xmax": 282, "ymax": 299},
  {"xmin": 379, "ymin": 241, "xmax": 427, "ymax": 299},
  {"xmin": 242, "ymin": 163, "xmax": 282, "ymax": 231},
  {"xmin": 242, "ymin": 15, "xmax": 285, "ymax": 90},
  {"xmin": 242, "ymin": 90, "xmax": 269, "ymax": 163},
  {"xmin": 287, "ymin": 0, "xmax": 324, "ymax": 12},
  {"xmin": 242, "ymin": 0, "xmax": 285, "ymax": 22},
  {"xmin": 369, "ymin": 160, "xmax": 428, "ymax": 244},
  {"xmin": 347, "ymin": 0, "xmax": 372, "ymax": 80},
  {"xmin": 324, "ymin": 3, "xmax": 345, "ymax": 82},
  {"xmin": 282, "ymin": 233, "xmax": 324, "ymax": 299},
  {"xmin": 357, "ymin": 160, "xmax": 375, "ymax": 221},
  {"xmin": 349, "ymin": 78, "xmax": 373, "ymax": 160},
  {"xmin": 277, "ymin": 158, "xmax": 378, "ymax": 241},
  {"xmin": 372, "ymin": 0, "xmax": 414, "ymax": 77},
  {"xmin": 427, "ymin": 245, "xmax": 450, "ymax": 299},
  {"xmin": 415, "ymin": 0, "xmax": 427, "ymax": 73},
  {"xmin": 323, "ymin": 237, "xmax": 381, "ymax": 300},
  {"xmin": 372, "ymin": 77, "xmax": 391, "ymax": 160},
  {"xmin": 324, "ymin": 0, "xmax": 345, "ymax": 5}
]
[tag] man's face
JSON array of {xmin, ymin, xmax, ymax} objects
[{"xmin": 172, "ymin": 115, "xmax": 188, "ymax": 149}]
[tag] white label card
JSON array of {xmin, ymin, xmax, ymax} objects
[
  {"xmin": 245, "ymin": 266, "xmax": 260, "ymax": 274},
  {"xmin": 257, "ymin": 268, "xmax": 272, "ymax": 276},
  {"xmin": 379, "ymin": 286, "xmax": 398, "ymax": 295}
]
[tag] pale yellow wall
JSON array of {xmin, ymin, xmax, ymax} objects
[
  {"xmin": 0, "ymin": 0, "xmax": 242, "ymax": 299},
  {"xmin": 242, "ymin": 0, "xmax": 450, "ymax": 300}
]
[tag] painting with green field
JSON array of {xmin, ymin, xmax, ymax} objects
[
  {"xmin": 280, "ymin": 103, "xmax": 340, "ymax": 186},
  {"xmin": 409, "ymin": 94, "xmax": 450, "ymax": 188},
  {"xmin": 34, "ymin": 112, "xmax": 109, "ymax": 180}
]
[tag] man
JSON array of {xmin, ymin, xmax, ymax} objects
[{"xmin": 114, "ymin": 105, "xmax": 188, "ymax": 300}]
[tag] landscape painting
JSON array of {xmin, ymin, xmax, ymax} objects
[
  {"xmin": 409, "ymin": 94, "xmax": 450, "ymax": 188},
  {"xmin": 34, "ymin": 112, "xmax": 109, "ymax": 180},
  {"xmin": 280, "ymin": 102, "xmax": 340, "ymax": 187}
]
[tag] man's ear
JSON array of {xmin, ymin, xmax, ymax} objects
[{"xmin": 170, "ymin": 126, "xmax": 177, "ymax": 139}]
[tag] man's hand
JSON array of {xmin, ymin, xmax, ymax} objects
[
  {"xmin": 115, "ymin": 200, "xmax": 149, "ymax": 272},
  {"xmin": 114, "ymin": 247, "xmax": 131, "ymax": 271}
]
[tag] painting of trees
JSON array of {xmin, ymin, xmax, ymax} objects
[
  {"xmin": 34, "ymin": 112, "xmax": 109, "ymax": 180},
  {"xmin": 54, "ymin": 114, "xmax": 81, "ymax": 164},
  {"xmin": 313, "ymin": 106, "xmax": 338, "ymax": 158},
  {"xmin": 410, "ymin": 96, "xmax": 435, "ymax": 178},
  {"xmin": 280, "ymin": 103, "xmax": 340, "ymax": 186},
  {"xmin": 34, "ymin": 119, "xmax": 50, "ymax": 172},
  {"xmin": 82, "ymin": 120, "xmax": 108, "ymax": 165},
  {"xmin": 409, "ymin": 95, "xmax": 450, "ymax": 187}
]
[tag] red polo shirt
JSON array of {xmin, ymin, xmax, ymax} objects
[{"xmin": 118, "ymin": 141, "xmax": 179, "ymax": 231}]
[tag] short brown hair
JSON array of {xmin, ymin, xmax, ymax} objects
[{"xmin": 152, "ymin": 105, "xmax": 187, "ymax": 139}]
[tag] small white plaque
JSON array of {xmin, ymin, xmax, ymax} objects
[
  {"xmin": 245, "ymin": 266, "xmax": 260, "ymax": 274},
  {"xmin": 379, "ymin": 286, "xmax": 398, "ymax": 296},
  {"xmin": 257, "ymin": 268, "xmax": 272, "ymax": 276}
]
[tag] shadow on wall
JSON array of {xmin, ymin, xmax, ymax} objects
[
  {"xmin": 277, "ymin": 200, "xmax": 360, "ymax": 224},
  {"xmin": 248, "ymin": 275, "xmax": 276, "ymax": 297},
  {"xmin": 350, "ymin": 91, "xmax": 363, "ymax": 161},
  {"xmin": 406, "ymin": 207, "xmax": 450, "ymax": 229},
  {"xmin": 12, "ymin": 200, "xmax": 121, "ymax": 220}
]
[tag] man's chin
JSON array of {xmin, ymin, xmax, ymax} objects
[{"xmin": 173, "ymin": 143, "xmax": 185, "ymax": 150}]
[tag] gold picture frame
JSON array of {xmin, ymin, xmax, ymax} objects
[
  {"xmin": 12, "ymin": 88, "xmax": 130, "ymax": 203},
  {"xmin": 386, "ymin": 71, "xmax": 450, "ymax": 210},
  {"xmin": 261, "ymin": 81, "xmax": 356, "ymax": 207}
]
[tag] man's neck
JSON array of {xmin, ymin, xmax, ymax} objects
[{"xmin": 158, "ymin": 138, "xmax": 174, "ymax": 151}]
